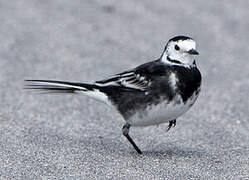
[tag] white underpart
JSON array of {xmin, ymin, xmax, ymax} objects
[
  {"xmin": 81, "ymin": 90, "xmax": 112, "ymax": 106},
  {"xmin": 126, "ymin": 92, "xmax": 200, "ymax": 127},
  {"xmin": 169, "ymin": 73, "xmax": 177, "ymax": 91}
]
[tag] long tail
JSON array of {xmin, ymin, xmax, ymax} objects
[{"xmin": 24, "ymin": 80, "xmax": 111, "ymax": 105}]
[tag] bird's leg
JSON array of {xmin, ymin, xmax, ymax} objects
[
  {"xmin": 122, "ymin": 123, "xmax": 142, "ymax": 154},
  {"xmin": 167, "ymin": 119, "xmax": 176, "ymax": 132}
]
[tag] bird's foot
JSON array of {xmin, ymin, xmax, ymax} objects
[
  {"xmin": 122, "ymin": 123, "xmax": 142, "ymax": 154},
  {"xmin": 167, "ymin": 119, "xmax": 176, "ymax": 132}
]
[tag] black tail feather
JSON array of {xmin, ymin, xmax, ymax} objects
[{"xmin": 24, "ymin": 80, "xmax": 95, "ymax": 94}]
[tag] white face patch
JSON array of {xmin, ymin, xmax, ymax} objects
[
  {"xmin": 161, "ymin": 39, "xmax": 198, "ymax": 67},
  {"xmin": 178, "ymin": 39, "xmax": 196, "ymax": 52}
]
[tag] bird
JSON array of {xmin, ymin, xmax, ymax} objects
[{"xmin": 25, "ymin": 35, "xmax": 202, "ymax": 154}]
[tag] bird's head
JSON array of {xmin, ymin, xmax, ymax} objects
[{"xmin": 161, "ymin": 36, "xmax": 199, "ymax": 67}]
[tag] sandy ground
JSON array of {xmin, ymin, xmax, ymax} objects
[{"xmin": 0, "ymin": 0, "xmax": 249, "ymax": 179}]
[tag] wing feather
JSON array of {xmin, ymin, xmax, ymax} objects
[{"xmin": 95, "ymin": 70, "xmax": 150, "ymax": 91}]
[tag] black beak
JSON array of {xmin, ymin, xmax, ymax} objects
[{"xmin": 188, "ymin": 49, "xmax": 199, "ymax": 55}]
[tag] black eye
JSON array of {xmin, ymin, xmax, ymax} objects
[{"xmin": 175, "ymin": 45, "xmax": 180, "ymax": 50}]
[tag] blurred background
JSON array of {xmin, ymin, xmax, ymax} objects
[{"xmin": 0, "ymin": 0, "xmax": 248, "ymax": 179}]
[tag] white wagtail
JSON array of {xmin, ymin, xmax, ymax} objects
[{"xmin": 25, "ymin": 35, "xmax": 202, "ymax": 154}]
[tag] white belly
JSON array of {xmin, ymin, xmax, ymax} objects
[{"xmin": 127, "ymin": 94, "xmax": 199, "ymax": 127}]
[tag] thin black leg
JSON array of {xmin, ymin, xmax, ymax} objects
[
  {"xmin": 122, "ymin": 123, "xmax": 142, "ymax": 154},
  {"xmin": 167, "ymin": 119, "xmax": 176, "ymax": 132}
]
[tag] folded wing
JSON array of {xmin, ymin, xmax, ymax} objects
[{"xmin": 95, "ymin": 70, "xmax": 151, "ymax": 91}]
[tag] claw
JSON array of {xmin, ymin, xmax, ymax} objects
[{"xmin": 167, "ymin": 119, "xmax": 176, "ymax": 132}]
